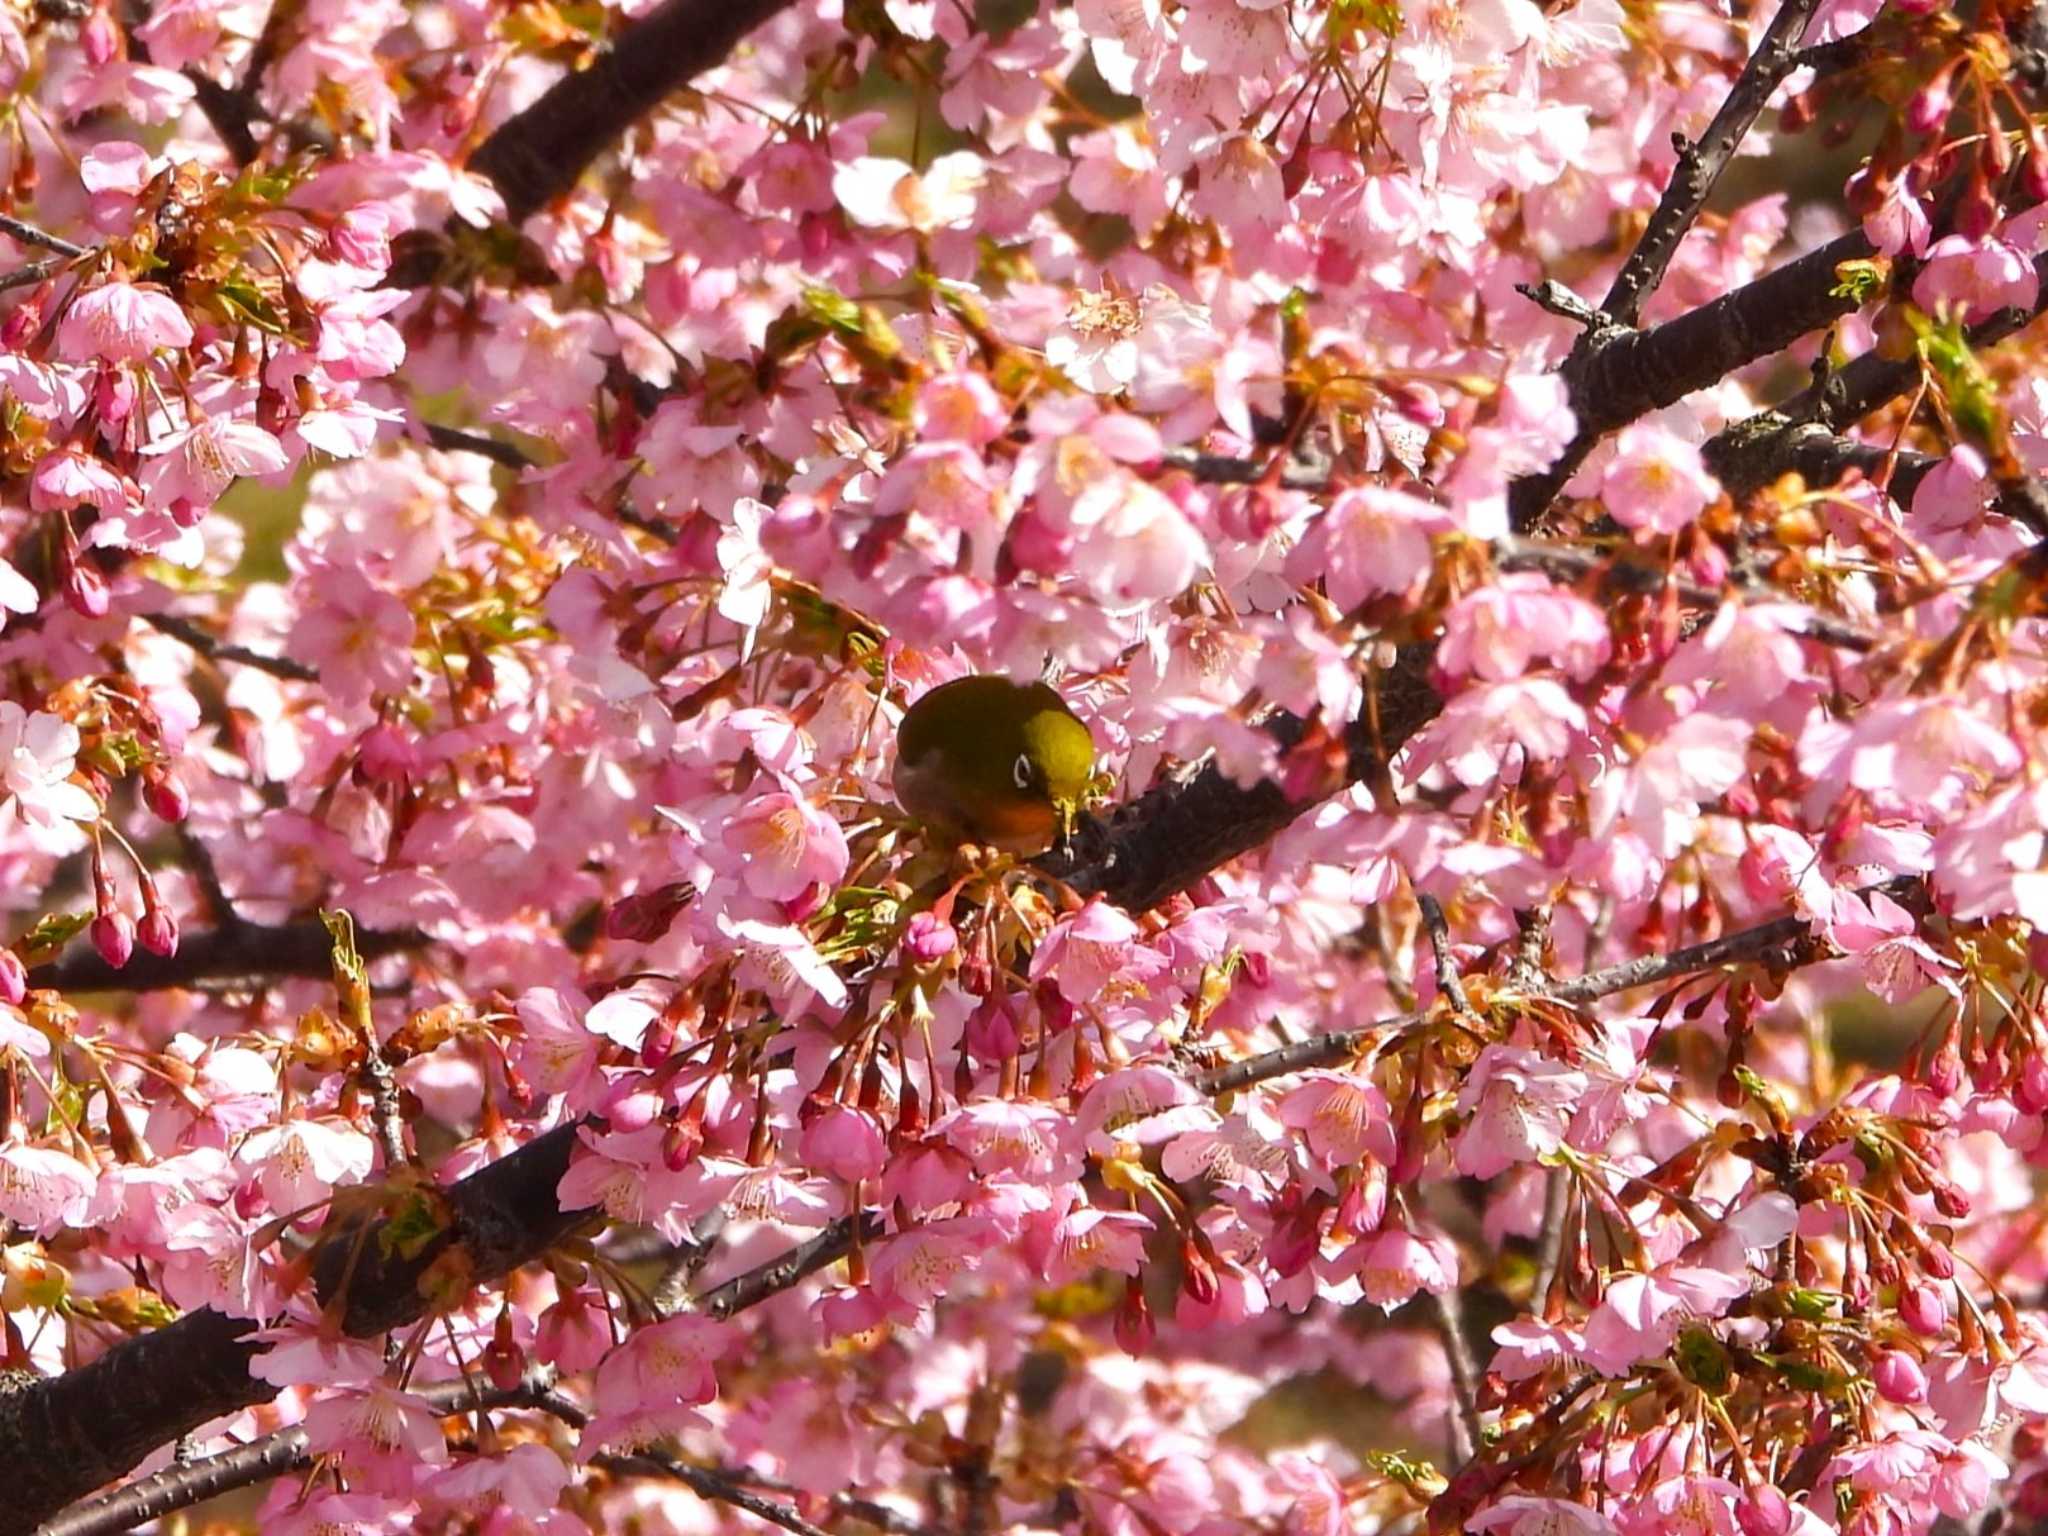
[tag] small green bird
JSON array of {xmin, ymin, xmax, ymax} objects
[{"xmin": 892, "ymin": 675, "xmax": 1096, "ymax": 855}]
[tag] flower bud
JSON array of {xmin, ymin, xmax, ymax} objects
[
  {"xmin": 1, "ymin": 289, "xmax": 46, "ymax": 350},
  {"xmin": 903, "ymin": 911, "xmax": 957, "ymax": 962},
  {"xmin": 1180, "ymin": 1237, "xmax": 1219, "ymax": 1306},
  {"xmin": 136, "ymin": 905, "xmax": 177, "ymax": 958},
  {"xmin": 1955, "ymin": 174, "xmax": 2000, "ymax": 241},
  {"xmin": 484, "ymin": 1310, "xmax": 525, "ymax": 1392},
  {"xmin": 1927, "ymin": 1039, "xmax": 1963, "ymax": 1097},
  {"xmin": 91, "ymin": 910, "xmax": 134, "ymax": 969},
  {"xmin": 1735, "ymin": 1485, "xmax": 1792, "ymax": 1536},
  {"xmin": 1901, "ymin": 1280, "xmax": 1949, "ymax": 1336},
  {"xmin": 1873, "ymin": 1348, "xmax": 1928, "ymax": 1404},
  {"xmin": 64, "ymin": 560, "xmax": 109, "ymax": 619},
  {"xmin": 1906, "ymin": 73, "xmax": 1953, "ymax": 136},
  {"xmin": 0, "ymin": 949, "xmax": 26, "ymax": 1008},
  {"xmin": 141, "ymin": 768, "xmax": 190, "ymax": 823}
]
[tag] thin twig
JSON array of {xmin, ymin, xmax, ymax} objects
[
  {"xmin": 0, "ymin": 254, "xmax": 74, "ymax": 294},
  {"xmin": 0, "ymin": 214, "xmax": 88, "ymax": 259},
  {"xmin": 142, "ymin": 612, "xmax": 318, "ymax": 683},
  {"xmin": 1417, "ymin": 893, "xmax": 1470, "ymax": 1015},
  {"xmin": 1430, "ymin": 1283, "xmax": 1484, "ymax": 1463},
  {"xmin": 1198, "ymin": 878, "xmax": 1917, "ymax": 1095},
  {"xmin": 171, "ymin": 825, "xmax": 238, "ymax": 935},
  {"xmin": 595, "ymin": 1452, "xmax": 836, "ymax": 1536},
  {"xmin": 699, "ymin": 1213, "xmax": 881, "ymax": 1320},
  {"xmin": 1600, "ymin": 0, "xmax": 1824, "ymax": 327}
]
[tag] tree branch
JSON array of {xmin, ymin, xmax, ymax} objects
[
  {"xmin": 1601, "ymin": 0, "xmax": 1824, "ymax": 327},
  {"xmin": 1196, "ymin": 879, "xmax": 1915, "ymax": 1096},
  {"xmin": 0, "ymin": 1118, "xmax": 587, "ymax": 1536},
  {"xmin": 1510, "ymin": 229, "xmax": 1877, "ymax": 530},
  {"xmin": 0, "ymin": 1118, "xmax": 881, "ymax": 1532},
  {"xmin": 0, "ymin": 214, "xmax": 88, "ymax": 260},
  {"xmin": 33, "ymin": 1375, "xmax": 563, "ymax": 1536},
  {"xmin": 25, "ymin": 918, "xmax": 422, "ymax": 994},
  {"xmin": 141, "ymin": 612, "xmax": 318, "ymax": 683},
  {"xmin": 466, "ymin": 0, "xmax": 799, "ymax": 226}
]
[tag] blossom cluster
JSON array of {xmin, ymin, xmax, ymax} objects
[{"xmin": 2, "ymin": 0, "xmax": 2048, "ymax": 1534}]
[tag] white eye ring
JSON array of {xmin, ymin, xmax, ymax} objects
[{"xmin": 1012, "ymin": 752, "xmax": 1034, "ymax": 790}]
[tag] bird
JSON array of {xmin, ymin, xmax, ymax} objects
[{"xmin": 891, "ymin": 674, "xmax": 1095, "ymax": 855}]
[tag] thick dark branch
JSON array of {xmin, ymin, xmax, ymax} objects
[
  {"xmin": 1510, "ymin": 229, "xmax": 1877, "ymax": 530},
  {"xmin": 0, "ymin": 1123, "xmax": 587, "ymax": 1535},
  {"xmin": 1794, "ymin": 250, "xmax": 2048, "ymax": 429},
  {"xmin": 1492, "ymin": 533, "xmax": 1880, "ymax": 651},
  {"xmin": 467, "ymin": 0, "xmax": 799, "ymax": 225},
  {"xmin": 34, "ymin": 1376, "xmax": 561, "ymax": 1536},
  {"xmin": 26, "ymin": 919, "xmax": 421, "ymax": 994},
  {"xmin": 2, "ymin": 1117, "xmax": 873, "ymax": 1532},
  {"xmin": 1602, "ymin": 0, "xmax": 1823, "ymax": 326},
  {"xmin": 1040, "ymin": 644, "xmax": 1444, "ymax": 911}
]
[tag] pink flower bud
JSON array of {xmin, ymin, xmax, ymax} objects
[
  {"xmin": 81, "ymin": 9, "xmax": 119, "ymax": 65},
  {"xmin": 903, "ymin": 911, "xmax": 957, "ymax": 962},
  {"xmin": 2, "ymin": 295, "xmax": 45, "ymax": 350},
  {"xmin": 964, "ymin": 993, "xmax": 1021, "ymax": 1060},
  {"xmin": 64, "ymin": 561, "xmax": 109, "ymax": 619},
  {"xmin": 1907, "ymin": 77, "xmax": 1953, "ymax": 136},
  {"xmin": 1927, "ymin": 1040, "xmax": 1964, "ymax": 1097},
  {"xmin": 1180, "ymin": 1238, "xmax": 1219, "ymax": 1306},
  {"xmin": 136, "ymin": 905, "xmax": 177, "ymax": 958},
  {"xmin": 1873, "ymin": 1348, "xmax": 1928, "ymax": 1404},
  {"xmin": 1735, "ymin": 1485, "xmax": 1793, "ymax": 1536},
  {"xmin": 0, "ymin": 948, "xmax": 26, "ymax": 1006},
  {"xmin": 1902, "ymin": 1281, "xmax": 1950, "ymax": 1336},
  {"xmin": 91, "ymin": 910, "xmax": 134, "ymax": 968},
  {"xmin": 2020, "ymin": 1051, "xmax": 2048, "ymax": 1113},
  {"xmin": 483, "ymin": 1327, "xmax": 525, "ymax": 1393}
]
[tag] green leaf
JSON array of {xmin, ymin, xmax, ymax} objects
[
  {"xmin": 18, "ymin": 910, "xmax": 90, "ymax": 961},
  {"xmin": 213, "ymin": 278, "xmax": 288, "ymax": 335}
]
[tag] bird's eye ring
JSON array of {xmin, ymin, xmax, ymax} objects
[{"xmin": 1012, "ymin": 752, "xmax": 1034, "ymax": 790}]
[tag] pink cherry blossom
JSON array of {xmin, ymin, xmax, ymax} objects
[{"xmin": 55, "ymin": 280, "xmax": 193, "ymax": 361}]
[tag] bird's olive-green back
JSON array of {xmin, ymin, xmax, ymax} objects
[{"xmin": 898, "ymin": 676, "xmax": 1093, "ymax": 804}]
